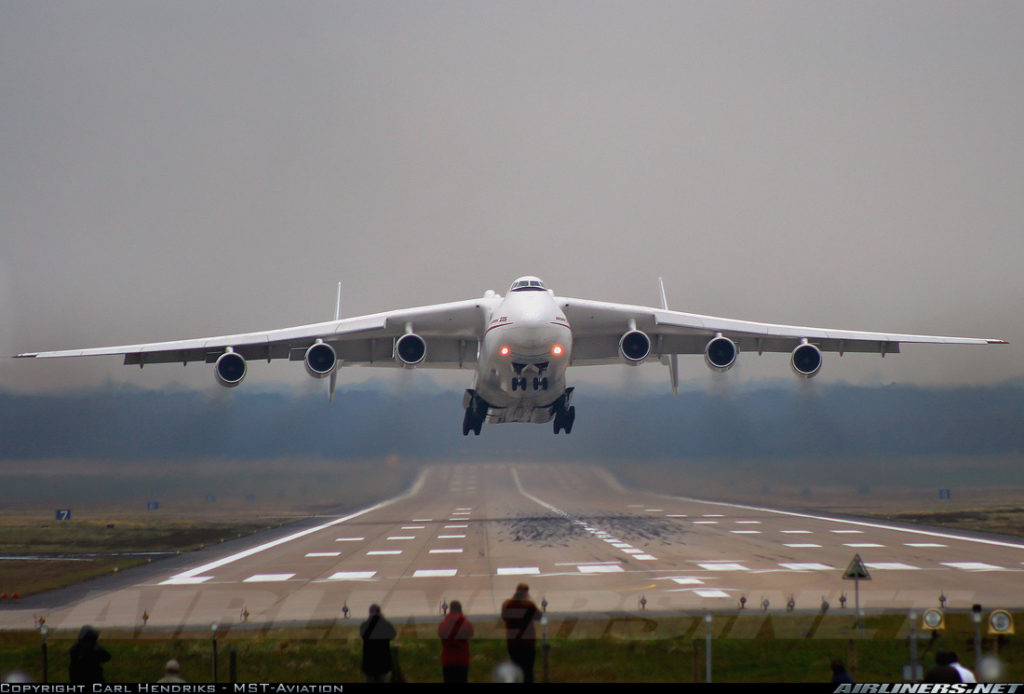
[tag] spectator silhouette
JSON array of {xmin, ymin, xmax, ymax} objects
[
  {"xmin": 69, "ymin": 625, "xmax": 111, "ymax": 684},
  {"xmin": 360, "ymin": 604, "xmax": 397, "ymax": 683},
  {"xmin": 501, "ymin": 583, "xmax": 541, "ymax": 683},
  {"xmin": 830, "ymin": 658, "xmax": 854, "ymax": 684}
]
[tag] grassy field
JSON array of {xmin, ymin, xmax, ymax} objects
[{"xmin": 1, "ymin": 613, "xmax": 1020, "ymax": 683}]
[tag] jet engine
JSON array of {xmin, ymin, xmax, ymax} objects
[
  {"xmin": 704, "ymin": 335, "xmax": 738, "ymax": 372},
  {"xmin": 619, "ymin": 330, "xmax": 651, "ymax": 363},
  {"xmin": 395, "ymin": 333, "xmax": 427, "ymax": 367},
  {"xmin": 791, "ymin": 342, "xmax": 823, "ymax": 378},
  {"xmin": 304, "ymin": 341, "xmax": 337, "ymax": 378},
  {"xmin": 214, "ymin": 350, "xmax": 247, "ymax": 387}
]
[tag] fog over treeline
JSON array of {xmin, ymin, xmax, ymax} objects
[{"xmin": 3, "ymin": 381, "xmax": 1022, "ymax": 462}]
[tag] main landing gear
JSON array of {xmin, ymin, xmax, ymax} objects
[
  {"xmin": 461, "ymin": 390, "xmax": 486, "ymax": 436},
  {"xmin": 553, "ymin": 405, "xmax": 575, "ymax": 434}
]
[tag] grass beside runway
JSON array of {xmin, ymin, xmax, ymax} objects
[{"xmin": 2, "ymin": 612, "xmax": 1021, "ymax": 683}]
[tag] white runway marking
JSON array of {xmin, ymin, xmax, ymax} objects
[
  {"xmin": 455, "ymin": 507, "xmax": 472, "ymax": 511},
  {"xmin": 831, "ymin": 530, "xmax": 864, "ymax": 534},
  {"xmin": 158, "ymin": 473, "xmax": 428, "ymax": 586},
  {"xmin": 336, "ymin": 537, "xmax": 365, "ymax": 542},
  {"xmin": 159, "ymin": 576, "xmax": 212, "ymax": 585},
  {"xmin": 906, "ymin": 543, "xmax": 947, "ymax": 548},
  {"xmin": 731, "ymin": 530, "xmax": 762, "ymax": 534},
  {"xmin": 367, "ymin": 550, "xmax": 402, "ymax": 556},
  {"xmin": 780, "ymin": 563, "xmax": 834, "ymax": 571},
  {"xmin": 693, "ymin": 521, "xmax": 718, "ymax": 525},
  {"xmin": 781, "ymin": 530, "xmax": 812, "ymax": 534},
  {"xmin": 698, "ymin": 563, "xmax": 748, "ymax": 571},
  {"xmin": 328, "ymin": 571, "xmax": 377, "ymax": 581},
  {"xmin": 387, "ymin": 536, "xmax": 415, "ymax": 541},
  {"xmin": 670, "ymin": 577, "xmax": 704, "ymax": 585},
  {"xmin": 445, "ymin": 524, "xmax": 468, "ymax": 529},
  {"xmin": 438, "ymin": 534, "xmax": 466, "ymax": 539},
  {"xmin": 845, "ymin": 543, "xmax": 885, "ymax": 548},
  {"xmin": 666, "ymin": 514, "xmax": 688, "ymax": 518},
  {"xmin": 664, "ymin": 493, "xmax": 1024, "ymax": 550},
  {"xmin": 622, "ymin": 549, "xmax": 644, "ymax": 554},
  {"xmin": 695, "ymin": 589, "xmax": 731, "ymax": 598},
  {"xmin": 305, "ymin": 552, "xmax": 341, "ymax": 558},
  {"xmin": 429, "ymin": 548, "xmax": 463, "ymax": 554},
  {"xmin": 402, "ymin": 525, "xmax": 426, "ymax": 530},
  {"xmin": 412, "ymin": 518, "xmax": 432, "ymax": 522},
  {"xmin": 633, "ymin": 554, "xmax": 657, "ymax": 561},
  {"xmin": 413, "ymin": 569, "xmax": 457, "ymax": 577},
  {"xmin": 612, "ymin": 543, "xmax": 632, "ymax": 549},
  {"xmin": 941, "ymin": 562, "xmax": 1008, "ymax": 571},
  {"xmin": 497, "ymin": 567, "xmax": 540, "ymax": 576},
  {"xmin": 578, "ymin": 564, "xmax": 624, "ymax": 574},
  {"xmin": 866, "ymin": 562, "xmax": 919, "ymax": 570},
  {"xmin": 645, "ymin": 508, "xmax": 663, "ymax": 512},
  {"xmin": 736, "ymin": 520, "xmax": 761, "ymax": 524},
  {"xmin": 243, "ymin": 574, "xmax": 294, "ymax": 583}
]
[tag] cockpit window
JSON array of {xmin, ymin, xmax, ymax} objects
[{"xmin": 510, "ymin": 278, "xmax": 547, "ymax": 292}]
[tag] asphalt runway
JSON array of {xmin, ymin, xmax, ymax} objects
[{"xmin": 4, "ymin": 463, "xmax": 1024, "ymax": 631}]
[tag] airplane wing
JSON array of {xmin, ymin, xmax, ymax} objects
[
  {"xmin": 14, "ymin": 298, "xmax": 492, "ymax": 370},
  {"xmin": 560, "ymin": 296, "xmax": 1007, "ymax": 367}
]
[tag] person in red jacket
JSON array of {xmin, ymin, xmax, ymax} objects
[{"xmin": 437, "ymin": 600, "xmax": 475, "ymax": 683}]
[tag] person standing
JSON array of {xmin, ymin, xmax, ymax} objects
[
  {"xmin": 501, "ymin": 584, "xmax": 541, "ymax": 683},
  {"xmin": 438, "ymin": 600, "xmax": 475, "ymax": 683},
  {"xmin": 948, "ymin": 652, "xmax": 976, "ymax": 683},
  {"xmin": 360, "ymin": 604, "xmax": 397, "ymax": 683},
  {"xmin": 69, "ymin": 625, "xmax": 111, "ymax": 684}
]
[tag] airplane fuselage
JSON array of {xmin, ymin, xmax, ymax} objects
[{"xmin": 472, "ymin": 284, "xmax": 573, "ymax": 424}]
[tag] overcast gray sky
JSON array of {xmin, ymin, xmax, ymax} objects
[{"xmin": 2, "ymin": 2, "xmax": 1021, "ymax": 393}]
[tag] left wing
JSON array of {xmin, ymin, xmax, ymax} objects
[
  {"xmin": 560, "ymin": 296, "xmax": 1007, "ymax": 367},
  {"xmin": 15, "ymin": 298, "xmax": 494, "ymax": 370}
]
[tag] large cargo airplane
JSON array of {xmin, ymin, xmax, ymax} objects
[{"xmin": 15, "ymin": 276, "xmax": 1007, "ymax": 435}]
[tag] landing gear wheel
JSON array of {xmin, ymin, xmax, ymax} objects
[
  {"xmin": 541, "ymin": 377, "xmax": 549, "ymax": 390},
  {"xmin": 564, "ymin": 405, "xmax": 576, "ymax": 434},
  {"xmin": 462, "ymin": 409, "xmax": 474, "ymax": 436}
]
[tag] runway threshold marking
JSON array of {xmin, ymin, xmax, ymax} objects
[{"xmin": 159, "ymin": 470, "xmax": 428, "ymax": 585}]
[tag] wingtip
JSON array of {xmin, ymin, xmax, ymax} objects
[
  {"xmin": 12, "ymin": 353, "xmax": 38, "ymax": 359},
  {"xmin": 987, "ymin": 339, "xmax": 1010, "ymax": 345}
]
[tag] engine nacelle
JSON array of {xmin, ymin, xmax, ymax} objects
[
  {"xmin": 791, "ymin": 342, "xmax": 823, "ymax": 378},
  {"xmin": 214, "ymin": 350, "xmax": 247, "ymax": 387},
  {"xmin": 619, "ymin": 330, "xmax": 651, "ymax": 363},
  {"xmin": 704, "ymin": 335, "xmax": 738, "ymax": 372},
  {"xmin": 395, "ymin": 333, "xmax": 427, "ymax": 367},
  {"xmin": 304, "ymin": 341, "xmax": 337, "ymax": 378}
]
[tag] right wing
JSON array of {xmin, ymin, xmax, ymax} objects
[
  {"xmin": 560, "ymin": 296, "xmax": 1006, "ymax": 366},
  {"xmin": 15, "ymin": 298, "xmax": 495, "ymax": 370}
]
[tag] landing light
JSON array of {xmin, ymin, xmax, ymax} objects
[
  {"xmin": 552, "ymin": 344, "xmax": 564, "ymax": 356},
  {"xmin": 500, "ymin": 346, "xmax": 510, "ymax": 356}
]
